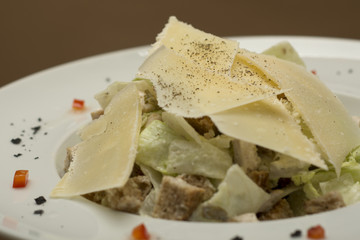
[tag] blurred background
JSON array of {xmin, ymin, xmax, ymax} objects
[{"xmin": 1, "ymin": 0, "xmax": 360, "ymax": 87}]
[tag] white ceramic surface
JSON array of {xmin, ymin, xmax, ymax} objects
[{"xmin": 1, "ymin": 36, "xmax": 360, "ymax": 240}]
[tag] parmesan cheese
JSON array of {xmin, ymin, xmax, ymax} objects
[
  {"xmin": 150, "ymin": 16, "xmax": 239, "ymax": 76},
  {"xmin": 238, "ymin": 51, "xmax": 360, "ymax": 174},
  {"xmin": 51, "ymin": 83, "xmax": 142, "ymax": 197},
  {"xmin": 210, "ymin": 97, "xmax": 327, "ymax": 169},
  {"xmin": 138, "ymin": 46, "xmax": 282, "ymax": 118}
]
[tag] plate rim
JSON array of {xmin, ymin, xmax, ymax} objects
[{"xmin": 1, "ymin": 35, "xmax": 360, "ymax": 240}]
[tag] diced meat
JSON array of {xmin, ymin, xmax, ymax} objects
[
  {"xmin": 84, "ymin": 175, "xmax": 152, "ymax": 214},
  {"xmin": 185, "ymin": 116, "xmax": 219, "ymax": 137},
  {"xmin": 91, "ymin": 109, "xmax": 104, "ymax": 120},
  {"xmin": 232, "ymin": 139, "xmax": 261, "ymax": 172},
  {"xmin": 152, "ymin": 176, "xmax": 205, "ymax": 220},
  {"xmin": 258, "ymin": 198, "xmax": 294, "ymax": 220},
  {"xmin": 177, "ymin": 174, "xmax": 215, "ymax": 201},
  {"xmin": 304, "ymin": 191, "xmax": 345, "ymax": 214},
  {"xmin": 247, "ymin": 170, "xmax": 270, "ymax": 191}
]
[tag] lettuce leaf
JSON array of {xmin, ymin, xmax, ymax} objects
[
  {"xmin": 291, "ymin": 145, "xmax": 360, "ymax": 203},
  {"xmin": 191, "ymin": 165, "xmax": 270, "ymax": 221},
  {"xmin": 136, "ymin": 120, "xmax": 232, "ymax": 179},
  {"xmin": 262, "ymin": 41, "xmax": 305, "ymax": 67}
]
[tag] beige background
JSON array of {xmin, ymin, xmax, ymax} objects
[{"xmin": 1, "ymin": 0, "xmax": 360, "ymax": 87}]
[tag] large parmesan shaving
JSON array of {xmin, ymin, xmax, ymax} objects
[
  {"xmin": 238, "ymin": 51, "xmax": 360, "ymax": 174},
  {"xmin": 51, "ymin": 83, "xmax": 142, "ymax": 197},
  {"xmin": 138, "ymin": 46, "xmax": 282, "ymax": 118},
  {"xmin": 150, "ymin": 16, "xmax": 239, "ymax": 76},
  {"xmin": 210, "ymin": 97, "xmax": 327, "ymax": 169},
  {"xmin": 80, "ymin": 79, "xmax": 153, "ymax": 140}
]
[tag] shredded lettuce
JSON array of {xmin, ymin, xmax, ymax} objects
[
  {"xmin": 319, "ymin": 173, "xmax": 360, "ymax": 205},
  {"xmin": 136, "ymin": 120, "xmax": 232, "ymax": 179},
  {"xmin": 291, "ymin": 145, "xmax": 360, "ymax": 203}
]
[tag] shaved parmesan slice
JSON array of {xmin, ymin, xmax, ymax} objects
[
  {"xmin": 51, "ymin": 83, "xmax": 142, "ymax": 197},
  {"xmin": 210, "ymin": 97, "xmax": 327, "ymax": 169},
  {"xmin": 78, "ymin": 116, "xmax": 107, "ymax": 141},
  {"xmin": 80, "ymin": 79, "xmax": 153, "ymax": 140},
  {"xmin": 150, "ymin": 16, "xmax": 239, "ymax": 75},
  {"xmin": 230, "ymin": 54, "xmax": 279, "ymax": 90},
  {"xmin": 138, "ymin": 46, "xmax": 282, "ymax": 118},
  {"xmin": 94, "ymin": 79, "xmax": 155, "ymax": 109},
  {"xmin": 238, "ymin": 51, "xmax": 360, "ymax": 174}
]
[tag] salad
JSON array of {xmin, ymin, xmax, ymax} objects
[{"xmin": 50, "ymin": 16, "xmax": 360, "ymax": 222}]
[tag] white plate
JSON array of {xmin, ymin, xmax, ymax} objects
[{"xmin": 1, "ymin": 36, "xmax": 360, "ymax": 240}]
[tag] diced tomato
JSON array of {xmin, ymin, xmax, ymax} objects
[
  {"xmin": 131, "ymin": 223, "xmax": 150, "ymax": 240},
  {"xmin": 72, "ymin": 99, "xmax": 85, "ymax": 110},
  {"xmin": 311, "ymin": 70, "xmax": 317, "ymax": 75},
  {"xmin": 12, "ymin": 170, "xmax": 29, "ymax": 188},
  {"xmin": 307, "ymin": 225, "xmax": 325, "ymax": 239}
]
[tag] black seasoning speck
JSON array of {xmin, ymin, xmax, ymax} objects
[
  {"xmin": 31, "ymin": 126, "xmax": 41, "ymax": 135},
  {"xmin": 34, "ymin": 196, "xmax": 47, "ymax": 205},
  {"xmin": 231, "ymin": 236, "xmax": 243, "ymax": 240},
  {"xmin": 38, "ymin": 118, "xmax": 42, "ymax": 122},
  {"xmin": 33, "ymin": 209, "xmax": 44, "ymax": 216},
  {"xmin": 10, "ymin": 123, "xmax": 14, "ymax": 126},
  {"xmin": 34, "ymin": 157, "xmax": 39, "ymax": 160},
  {"xmin": 11, "ymin": 138, "xmax": 22, "ymax": 145},
  {"xmin": 14, "ymin": 153, "xmax": 22, "ymax": 158},
  {"xmin": 290, "ymin": 229, "xmax": 302, "ymax": 238}
]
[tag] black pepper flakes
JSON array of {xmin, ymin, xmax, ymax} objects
[
  {"xmin": 11, "ymin": 138, "xmax": 22, "ymax": 145},
  {"xmin": 290, "ymin": 229, "xmax": 302, "ymax": 238},
  {"xmin": 31, "ymin": 126, "xmax": 41, "ymax": 135},
  {"xmin": 13, "ymin": 153, "xmax": 22, "ymax": 158},
  {"xmin": 231, "ymin": 236, "xmax": 243, "ymax": 240},
  {"xmin": 33, "ymin": 209, "xmax": 44, "ymax": 216},
  {"xmin": 34, "ymin": 196, "xmax": 47, "ymax": 205}
]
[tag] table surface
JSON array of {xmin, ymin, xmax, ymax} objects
[{"xmin": 1, "ymin": 0, "xmax": 360, "ymax": 87}]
